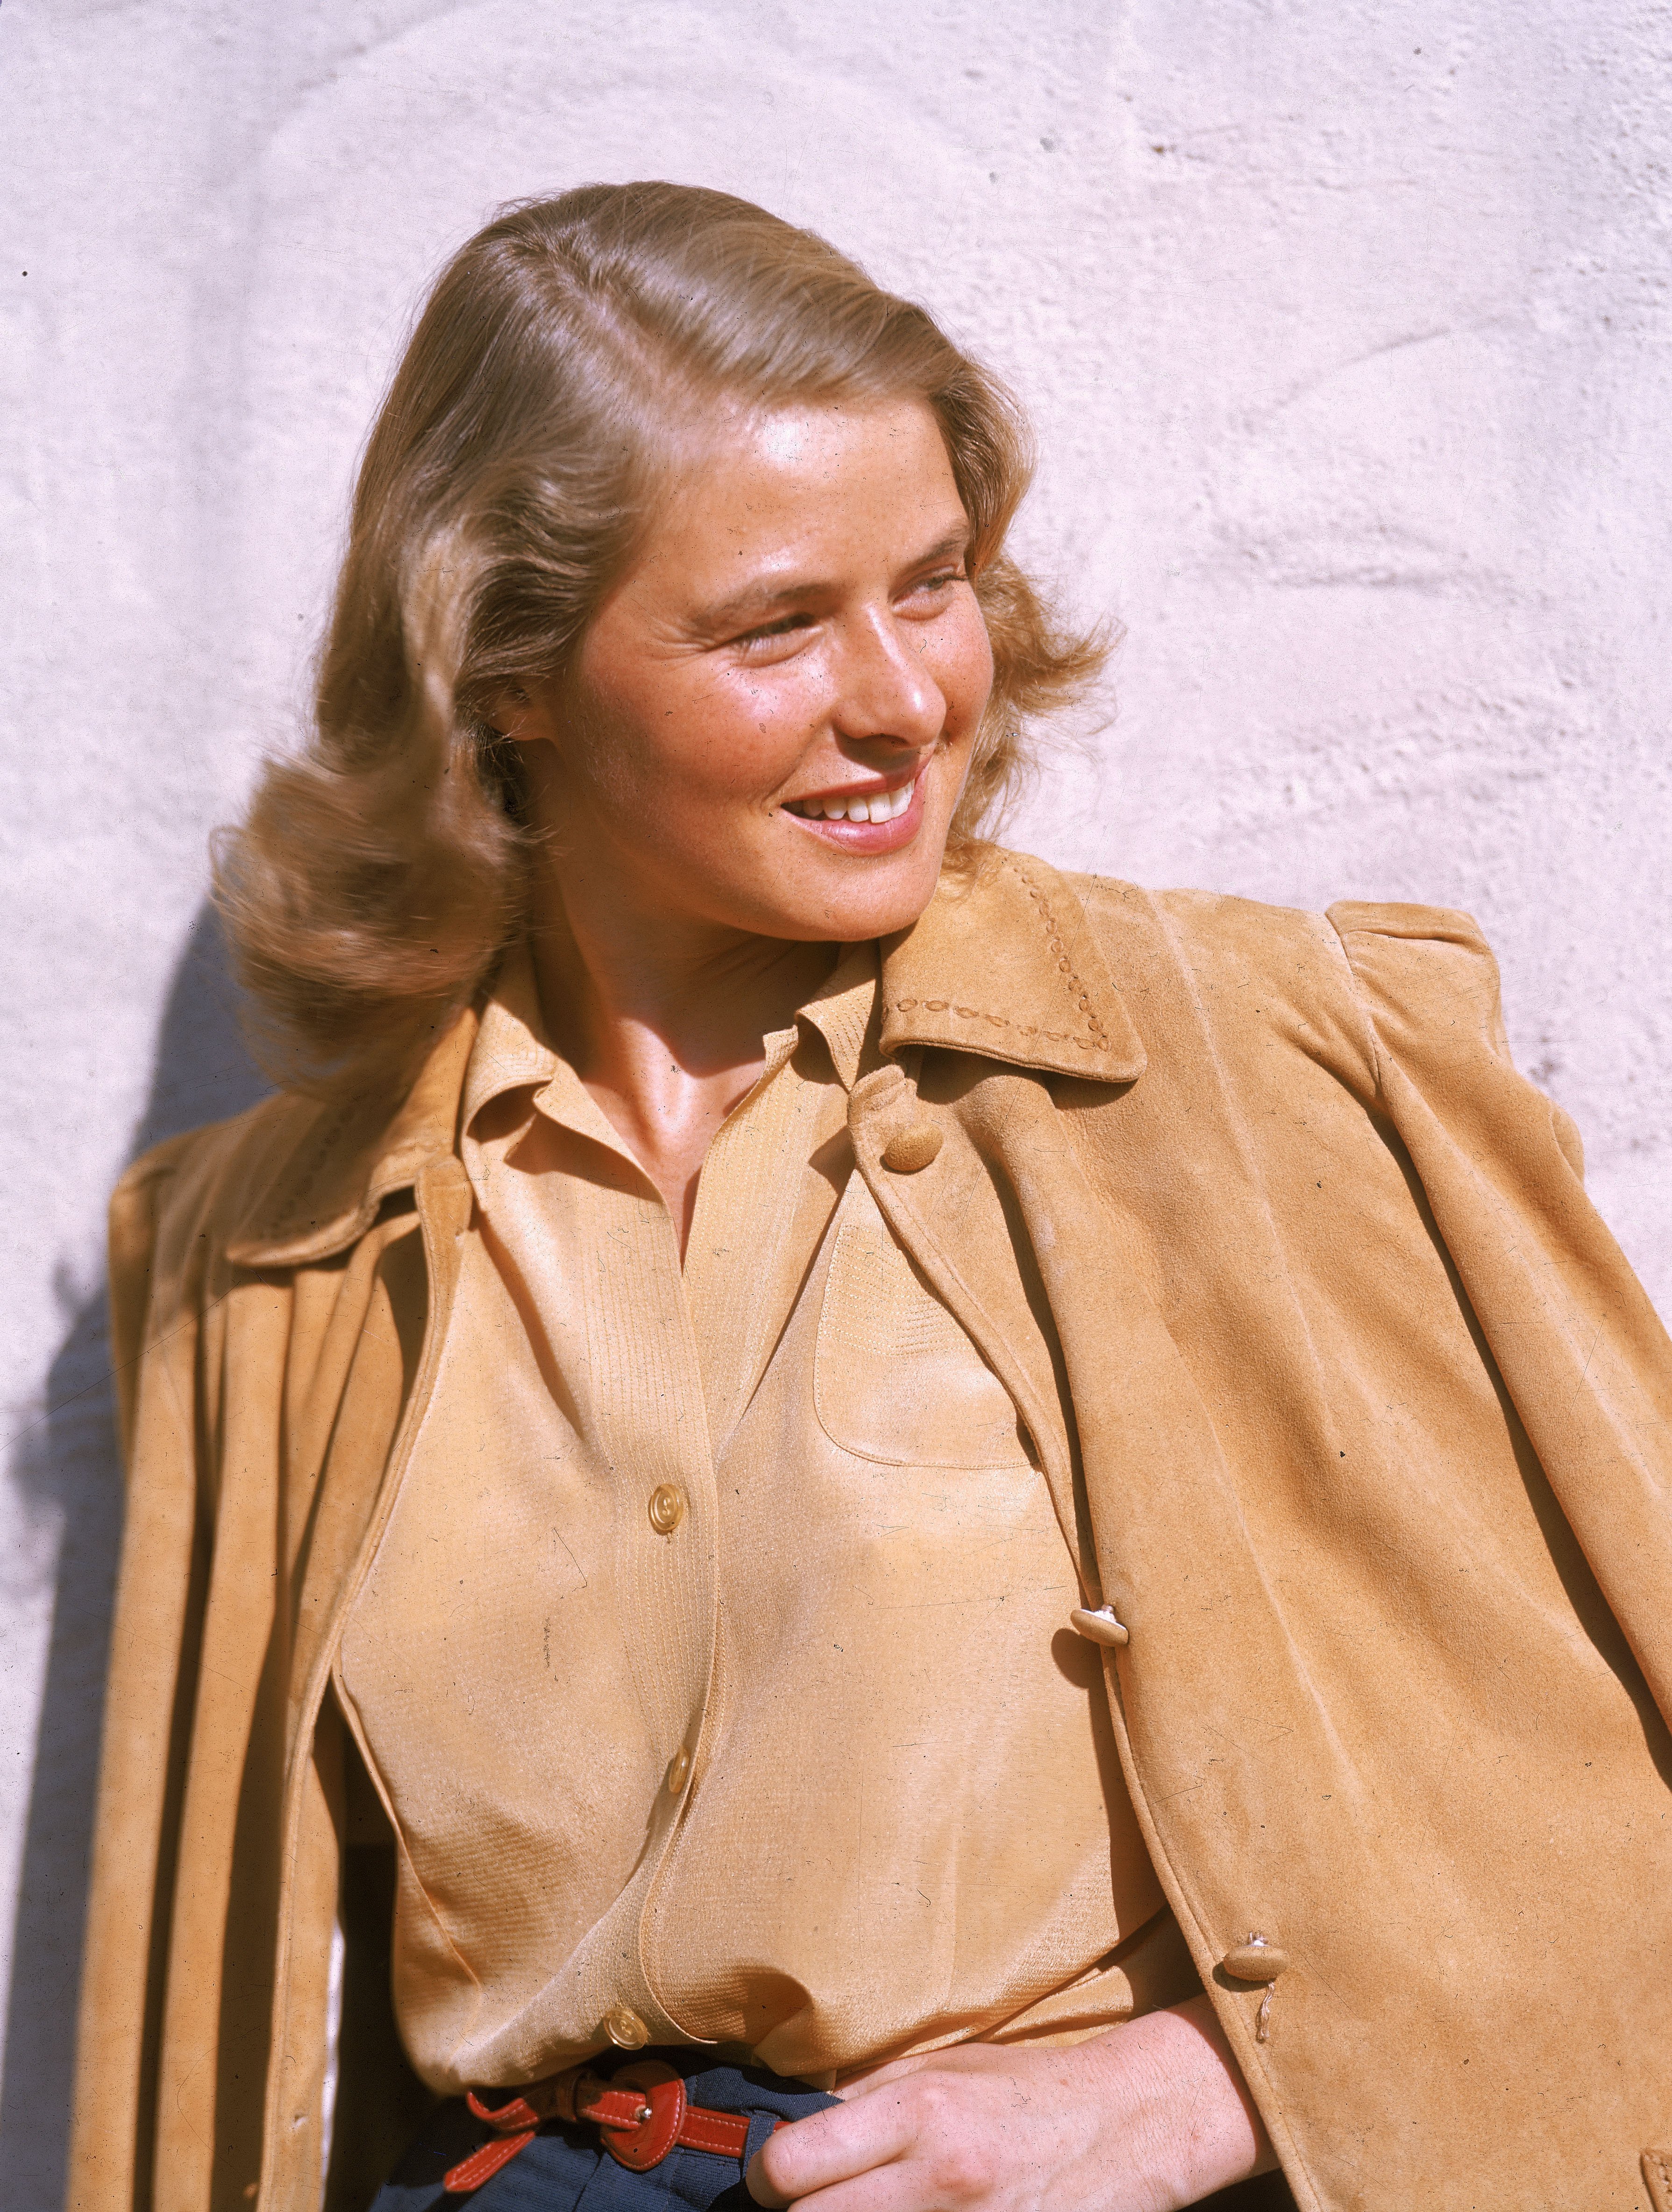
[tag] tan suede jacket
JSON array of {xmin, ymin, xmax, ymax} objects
[{"xmin": 70, "ymin": 851, "xmax": 1672, "ymax": 2212}]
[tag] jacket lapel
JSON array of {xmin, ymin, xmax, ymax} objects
[{"xmin": 851, "ymin": 851, "xmax": 1149, "ymax": 1588}]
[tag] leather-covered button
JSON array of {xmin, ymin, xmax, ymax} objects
[
  {"xmin": 647, "ymin": 1484, "xmax": 686, "ymax": 1534},
  {"xmin": 665, "ymin": 1748, "xmax": 691, "ymax": 1795},
  {"xmin": 603, "ymin": 2005, "xmax": 649, "ymax": 2049},
  {"xmin": 882, "ymin": 1124, "xmax": 942, "ymax": 1173},
  {"xmin": 1069, "ymin": 1605, "xmax": 1130, "ymax": 1648},
  {"xmin": 1222, "ymin": 1940, "xmax": 1289, "ymax": 1981}
]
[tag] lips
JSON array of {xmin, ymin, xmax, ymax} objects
[
  {"xmin": 787, "ymin": 765, "xmax": 929, "ymax": 827},
  {"xmin": 779, "ymin": 766, "xmax": 928, "ymax": 854}
]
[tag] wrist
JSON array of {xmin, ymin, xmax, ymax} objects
[{"xmin": 1082, "ymin": 1998, "xmax": 1275, "ymax": 2209}]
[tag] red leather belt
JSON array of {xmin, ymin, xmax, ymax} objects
[{"xmin": 444, "ymin": 2060, "xmax": 775, "ymax": 2194}]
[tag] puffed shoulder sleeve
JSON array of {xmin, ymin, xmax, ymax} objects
[{"xmin": 1327, "ymin": 899, "xmax": 1672, "ymax": 1727}]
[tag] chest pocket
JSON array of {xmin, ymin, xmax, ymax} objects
[{"xmin": 814, "ymin": 1169, "xmax": 1033, "ymax": 1468}]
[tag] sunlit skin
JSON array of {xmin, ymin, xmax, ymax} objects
[{"xmin": 497, "ymin": 395, "xmax": 1273, "ymax": 2209}]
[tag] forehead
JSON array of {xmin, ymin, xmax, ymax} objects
[{"xmin": 642, "ymin": 395, "xmax": 967, "ymax": 574}]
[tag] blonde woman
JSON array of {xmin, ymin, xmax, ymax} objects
[{"xmin": 71, "ymin": 184, "xmax": 1672, "ymax": 2212}]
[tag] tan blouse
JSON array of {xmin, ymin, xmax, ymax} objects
[{"xmin": 334, "ymin": 943, "xmax": 1195, "ymax": 2096}]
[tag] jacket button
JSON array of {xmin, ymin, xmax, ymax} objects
[
  {"xmin": 1069, "ymin": 1605, "xmax": 1130, "ymax": 1648},
  {"xmin": 1222, "ymin": 1939, "xmax": 1289, "ymax": 1981},
  {"xmin": 665, "ymin": 1748, "xmax": 691, "ymax": 1795},
  {"xmin": 882, "ymin": 1124, "xmax": 943, "ymax": 1173},
  {"xmin": 647, "ymin": 1484, "xmax": 686, "ymax": 1534},
  {"xmin": 604, "ymin": 2005, "xmax": 649, "ymax": 2049}
]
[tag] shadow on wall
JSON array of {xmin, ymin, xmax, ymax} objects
[{"xmin": 2, "ymin": 901, "xmax": 270, "ymax": 2212}]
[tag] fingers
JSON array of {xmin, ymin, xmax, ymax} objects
[
  {"xmin": 747, "ymin": 2074, "xmax": 1010, "ymax": 2212},
  {"xmin": 750, "ymin": 2023, "xmax": 1269, "ymax": 2212},
  {"xmin": 747, "ymin": 2091, "xmax": 919, "ymax": 2207}
]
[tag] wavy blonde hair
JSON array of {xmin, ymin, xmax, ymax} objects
[{"xmin": 217, "ymin": 182, "xmax": 1107, "ymax": 1096}]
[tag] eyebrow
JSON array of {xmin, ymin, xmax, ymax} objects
[{"xmin": 691, "ymin": 525, "xmax": 973, "ymax": 636}]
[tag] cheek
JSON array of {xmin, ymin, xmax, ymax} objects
[
  {"xmin": 936, "ymin": 606, "xmax": 996, "ymax": 730},
  {"xmin": 581, "ymin": 666, "xmax": 804, "ymax": 812},
  {"xmin": 567, "ymin": 606, "xmax": 811, "ymax": 815},
  {"xmin": 663, "ymin": 664, "xmax": 825, "ymax": 798}
]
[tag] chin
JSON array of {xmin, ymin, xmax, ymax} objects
[{"xmin": 780, "ymin": 851, "xmax": 949, "ymax": 943}]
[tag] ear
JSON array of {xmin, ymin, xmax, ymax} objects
[{"xmin": 486, "ymin": 682, "xmax": 559, "ymax": 745}]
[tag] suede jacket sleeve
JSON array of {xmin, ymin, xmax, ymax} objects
[{"xmin": 1328, "ymin": 899, "xmax": 1672, "ymax": 1730}]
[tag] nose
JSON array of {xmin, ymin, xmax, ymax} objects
[{"xmin": 828, "ymin": 606, "xmax": 946, "ymax": 755}]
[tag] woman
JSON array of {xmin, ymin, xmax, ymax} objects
[{"xmin": 69, "ymin": 184, "xmax": 1672, "ymax": 2212}]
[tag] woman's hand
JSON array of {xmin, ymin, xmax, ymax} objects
[{"xmin": 746, "ymin": 1999, "xmax": 1275, "ymax": 2212}]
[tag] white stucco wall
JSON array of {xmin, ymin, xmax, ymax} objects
[{"xmin": 3, "ymin": 2, "xmax": 1669, "ymax": 2202}]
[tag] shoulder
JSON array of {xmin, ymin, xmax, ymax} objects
[
  {"xmin": 112, "ymin": 1002, "xmax": 474, "ymax": 1287},
  {"xmin": 1067, "ymin": 869, "xmax": 1487, "ymax": 988},
  {"xmin": 994, "ymin": 853, "xmax": 1590, "ymax": 1209},
  {"xmin": 111, "ymin": 1090, "xmax": 349, "ymax": 1290},
  {"xmin": 115, "ymin": 1089, "xmax": 332, "ymax": 1227},
  {"xmin": 1038, "ymin": 859, "xmax": 1510, "ymax": 1100},
  {"xmin": 1067, "ymin": 871, "xmax": 1351, "ymax": 976},
  {"xmin": 104, "ymin": 1093, "xmax": 335, "ymax": 1424},
  {"xmin": 1322, "ymin": 897, "xmax": 1510, "ymax": 1065},
  {"xmin": 1054, "ymin": 865, "xmax": 1366, "ymax": 1051}
]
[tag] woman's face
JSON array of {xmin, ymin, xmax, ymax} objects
[{"xmin": 511, "ymin": 394, "xmax": 996, "ymax": 945}]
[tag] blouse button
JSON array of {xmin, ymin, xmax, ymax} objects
[
  {"xmin": 882, "ymin": 1124, "xmax": 943, "ymax": 1173},
  {"xmin": 604, "ymin": 2005, "xmax": 649, "ymax": 2049},
  {"xmin": 665, "ymin": 1748, "xmax": 692, "ymax": 1795},
  {"xmin": 647, "ymin": 1484, "xmax": 686, "ymax": 1535}
]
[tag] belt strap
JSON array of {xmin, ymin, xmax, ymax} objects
[{"xmin": 443, "ymin": 2061, "xmax": 767, "ymax": 2195}]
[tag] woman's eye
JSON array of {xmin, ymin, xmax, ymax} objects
[
  {"xmin": 904, "ymin": 568, "xmax": 966, "ymax": 607},
  {"xmin": 736, "ymin": 614, "xmax": 813, "ymax": 651},
  {"xmin": 730, "ymin": 573, "xmax": 964, "ymax": 652}
]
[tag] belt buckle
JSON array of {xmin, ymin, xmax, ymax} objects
[{"xmin": 591, "ymin": 2061, "xmax": 687, "ymax": 2171}]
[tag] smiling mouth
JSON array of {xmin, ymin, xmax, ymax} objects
[{"xmin": 782, "ymin": 773, "xmax": 918, "ymax": 824}]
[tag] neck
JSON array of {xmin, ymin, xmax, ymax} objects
[{"xmin": 523, "ymin": 854, "xmax": 842, "ymax": 1252}]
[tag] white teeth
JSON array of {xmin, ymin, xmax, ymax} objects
[{"xmin": 796, "ymin": 780, "xmax": 914, "ymax": 823}]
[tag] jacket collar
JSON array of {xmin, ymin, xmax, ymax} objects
[
  {"xmin": 880, "ymin": 848, "xmax": 1145, "ymax": 1082},
  {"xmin": 229, "ymin": 847, "xmax": 1143, "ymax": 1268}
]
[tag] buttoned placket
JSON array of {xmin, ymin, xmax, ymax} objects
[
  {"xmin": 471, "ymin": 1006, "xmax": 857, "ymax": 2052},
  {"xmin": 610, "ymin": 1006, "xmax": 879, "ymax": 2035}
]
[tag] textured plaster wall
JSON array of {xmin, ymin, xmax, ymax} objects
[{"xmin": 3, "ymin": 2, "xmax": 1670, "ymax": 2202}]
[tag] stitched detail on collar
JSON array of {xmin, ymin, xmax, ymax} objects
[
  {"xmin": 1642, "ymin": 2149, "xmax": 1672, "ymax": 2212},
  {"xmin": 888, "ymin": 865, "xmax": 1114, "ymax": 1053},
  {"xmin": 888, "ymin": 999, "xmax": 1106, "ymax": 1050},
  {"xmin": 1011, "ymin": 861, "xmax": 1112, "ymax": 1049},
  {"xmin": 878, "ymin": 851, "xmax": 1145, "ymax": 1081},
  {"xmin": 262, "ymin": 1095, "xmax": 371, "ymax": 1231}
]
